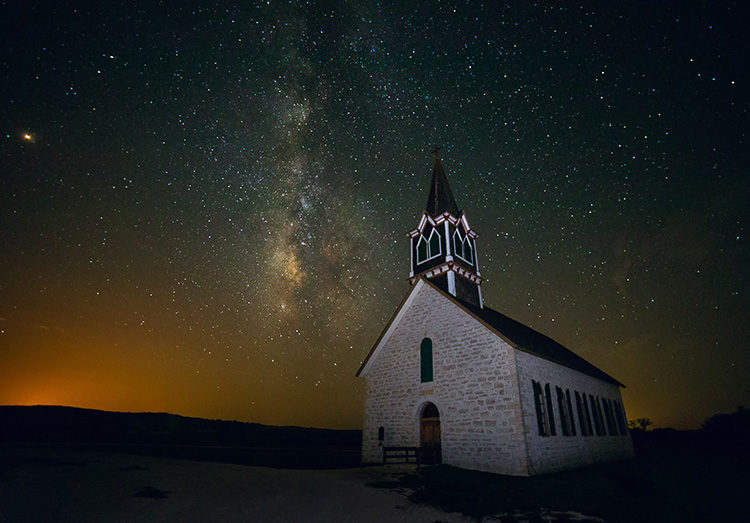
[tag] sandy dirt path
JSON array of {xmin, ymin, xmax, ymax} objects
[{"xmin": 0, "ymin": 447, "xmax": 472, "ymax": 522}]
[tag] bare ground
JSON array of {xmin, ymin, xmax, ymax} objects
[
  {"xmin": 0, "ymin": 447, "xmax": 475, "ymax": 522},
  {"xmin": 6, "ymin": 444, "xmax": 737, "ymax": 522}
]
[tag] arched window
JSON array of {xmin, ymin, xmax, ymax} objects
[
  {"xmin": 452, "ymin": 229, "xmax": 463, "ymax": 259},
  {"xmin": 453, "ymin": 229, "xmax": 473, "ymax": 264},
  {"xmin": 416, "ymin": 235, "xmax": 428, "ymax": 263},
  {"xmin": 428, "ymin": 229, "xmax": 441, "ymax": 258},
  {"xmin": 416, "ymin": 228, "xmax": 442, "ymax": 264},
  {"xmin": 420, "ymin": 338, "xmax": 433, "ymax": 383},
  {"xmin": 462, "ymin": 236, "xmax": 473, "ymax": 264}
]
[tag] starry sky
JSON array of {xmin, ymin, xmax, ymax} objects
[{"xmin": 1, "ymin": 1, "xmax": 747, "ymax": 430}]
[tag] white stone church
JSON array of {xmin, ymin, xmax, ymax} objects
[{"xmin": 357, "ymin": 155, "xmax": 634, "ymax": 475}]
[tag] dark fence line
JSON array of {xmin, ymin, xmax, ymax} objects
[
  {"xmin": 383, "ymin": 446, "xmax": 420, "ymax": 464},
  {"xmin": 381, "ymin": 446, "xmax": 442, "ymax": 465}
]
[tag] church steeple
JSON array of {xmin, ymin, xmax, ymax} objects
[
  {"xmin": 407, "ymin": 152, "xmax": 483, "ymax": 308},
  {"xmin": 425, "ymin": 155, "xmax": 460, "ymax": 217}
]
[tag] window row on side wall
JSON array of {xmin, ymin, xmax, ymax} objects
[{"xmin": 532, "ymin": 380, "xmax": 628, "ymax": 438}]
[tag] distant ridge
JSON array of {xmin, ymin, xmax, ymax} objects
[{"xmin": 0, "ymin": 405, "xmax": 360, "ymax": 448}]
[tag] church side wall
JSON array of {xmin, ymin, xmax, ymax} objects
[
  {"xmin": 514, "ymin": 350, "xmax": 634, "ymax": 474},
  {"xmin": 362, "ymin": 283, "xmax": 529, "ymax": 475}
]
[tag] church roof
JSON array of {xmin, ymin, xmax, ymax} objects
[
  {"xmin": 357, "ymin": 278, "xmax": 624, "ymax": 387},
  {"xmin": 450, "ymin": 290, "xmax": 625, "ymax": 387},
  {"xmin": 425, "ymin": 157, "xmax": 461, "ymax": 217}
]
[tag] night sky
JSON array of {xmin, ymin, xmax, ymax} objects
[{"xmin": 1, "ymin": 1, "xmax": 747, "ymax": 430}]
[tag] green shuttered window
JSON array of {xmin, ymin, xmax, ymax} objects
[{"xmin": 420, "ymin": 338, "xmax": 433, "ymax": 383}]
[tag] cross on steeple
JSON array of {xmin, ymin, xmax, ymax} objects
[{"xmin": 431, "ymin": 145, "xmax": 442, "ymax": 159}]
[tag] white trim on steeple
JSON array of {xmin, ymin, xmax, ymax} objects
[
  {"xmin": 473, "ymin": 237, "xmax": 481, "ymax": 276},
  {"xmin": 444, "ymin": 221, "xmax": 451, "ymax": 256},
  {"xmin": 409, "ymin": 236, "xmax": 414, "ymax": 277},
  {"xmin": 409, "ymin": 212, "xmax": 471, "ymax": 238}
]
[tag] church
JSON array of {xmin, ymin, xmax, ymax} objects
[{"xmin": 356, "ymin": 155, "xmax": 634, "ymax": 476}]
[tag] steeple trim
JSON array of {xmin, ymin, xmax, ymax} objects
[{"xmin": 407, "ymin": 213, "xmax": 477, "ymax": 239}]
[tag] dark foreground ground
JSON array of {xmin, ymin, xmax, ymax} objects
[
  {"xmin": 373, "ymin": 442, "xmax": 747, "ymax": 522},
  {"xmin": 1, "ymin": 407, "xmax": 747, "ymax": 521},
  {"xmin": 0, "ymin": 436, "xmax": 746, "ymax": 522},
  {"xmin": 0, "ymin": 446, "xmax": 467, "ymax": 522}
]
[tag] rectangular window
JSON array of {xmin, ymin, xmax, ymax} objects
[
  {"xmin": 583, "ymin": 392, "xmax": 594, "ymax": 436},
  {"xmin": 566, "ymin": 389, "xmax": 577, "ymax": 436},
  {"xmin": 608, "ymin": 400, "xmax": 619, "ymax": 435},
  {"xmin": 591, "ymin": 395, "xmax": 601, "ymax": 435},
  {"xmin": 575, "ymin": 391, "xmax": 588, "ymax": 436},
  {"xmin": 598, "ymin": 398, "xmax": 608, "ymax": 436},
  {"xmin": 615, "ymin": 401, "xmax": 628, "ymax": 435},
  {"xmin": 556, "ymin": 386, "xmax": 570, "ymax": 436},
  {"xmin": 532, "ymin": 380, "xmax": 548, "ymax": 436},
  {"xmin": 545, "ymin": 383, "xmax": 556, "ymax": 436},
  {"xmin": 602, "ymin": 398, "xmax": 614, "ymax": 436},
  {"xmin": 611, "ymin": 402, "xmax": 621, "ymax": 434},
  {"xmin": 611, "ymin": 401, "xmax": 619, "ymax": 435},
  {"xmin": 591, "ymin": 395, "xmax": 604, "ymax": 436}
]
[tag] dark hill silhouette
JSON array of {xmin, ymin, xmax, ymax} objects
[
  {"xmin": 627, "ymin": 407, "xmax": 749, "ymax": 458},
  {"xmin": 0, "ymin": 405, "xmax": 361, "ymax": 468}
]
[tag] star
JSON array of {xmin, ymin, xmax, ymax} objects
[{"xmin": 0, "ymin": 1, "xmax": 745, "ymax": 431}]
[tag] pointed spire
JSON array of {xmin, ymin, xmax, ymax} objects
[{"xmin": 425, "ymin": 148, "xmax": 460, "ymax": 217}]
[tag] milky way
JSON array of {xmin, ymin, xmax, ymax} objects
[{"xmin": 1, "ymin": 2, "xmax": 747, "ymax": 429}]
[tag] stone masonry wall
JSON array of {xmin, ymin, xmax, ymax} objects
[
  {"xmin": 515, "ymin": 350, "xmax": 635, "ymax": 474},
  {"xmin": 361, "ymin": 282, "xmax": 530, "ymax": 475}
]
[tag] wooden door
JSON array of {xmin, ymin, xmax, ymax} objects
[
  {"xmin": 420, "ymin": 403, "xmax": 442, "ymax": 464},
  {"xmin": 420, "ymin": 419, "xmax": 441, "ymax": 447}
]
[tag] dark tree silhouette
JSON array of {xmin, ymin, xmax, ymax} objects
[
  {"xmin": 701, "ymin": 406, "xmax": 749, "ymax": 444},
  {"xmin": 628, "ymin": 418, "xmax": 653, "ymax": 431}
]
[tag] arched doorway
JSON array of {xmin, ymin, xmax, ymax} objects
[{"xmin": 419, "ymin": 402, "xmax": 442, "ymax": 464}]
